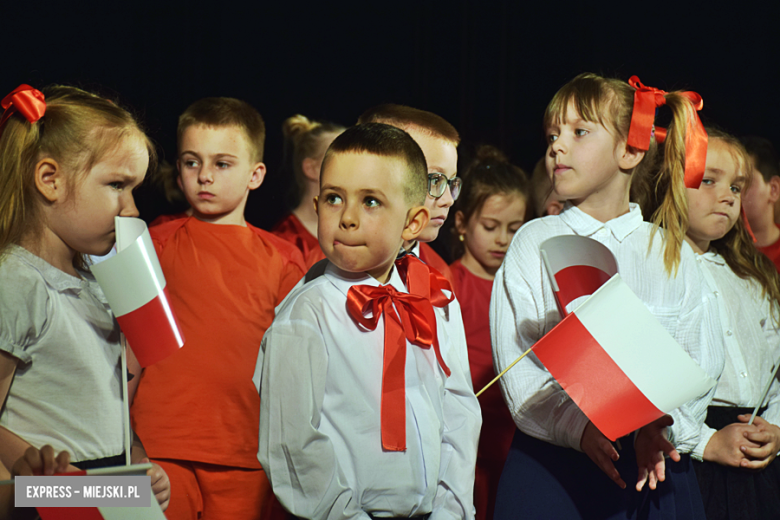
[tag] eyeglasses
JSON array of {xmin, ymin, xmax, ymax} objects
[{"xmin": 428, "ymin": 173, "xmax": 462, "ymax": 201}]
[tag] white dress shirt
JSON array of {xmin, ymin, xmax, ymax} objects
[
  {"xmin": 490, "ymin": 203, "xmax": 725, "ymax": 453},
  {"xmin": 254, "ymin": 261, "xmax": 481, "ymax": 520},
  {"xmin": 691, "ymin": 251, "xmax": 780, "ymax": 460}
]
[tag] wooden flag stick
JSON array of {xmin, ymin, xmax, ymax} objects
[{"xmin": 476, "ymin": 348, "xmax": 534, "ymax": 398}]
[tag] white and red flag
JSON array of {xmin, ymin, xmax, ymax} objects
[
  {"xmin": 92, "ymin": 217, "xmax": 184, "ymax": 367},
  {"xmin": 540, "ymin": 234, "xmax": 618, "ymax": 316}
]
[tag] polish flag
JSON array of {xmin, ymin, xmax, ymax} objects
[
  {"xmin": 534, "ymin": 236, "xmax": 715, "ymax": 440},
  {"xmin": 34, "ymin": 464, "xmax": 165, "ymax": 520},
  {"xmin": 540, "ymin": 235, "xmax": 618, "ymax": 316},
  {"xmin": 92, "ymin": 217, "xmax": 184, "ymax": 367}
]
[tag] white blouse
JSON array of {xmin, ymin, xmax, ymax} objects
[
  {"xmin": 692, "ymin": 251, "xmax": 780, "ymax": 460},
  {"xmin": 490, "ymin": 203, "xmax": 725, "ymax": 453}
]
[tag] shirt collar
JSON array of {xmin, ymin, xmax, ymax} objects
[
  {"xmin": 325, "ymin": 261, "xmax": 407, "ymax": 298},
  {"xmin": 7, "ymin": 244, "xmax": 107, "ymax": 301},
  {"xmin": 700, "ymin": 249, "xmax": 727, "ymax": 266},
  {"xmin": 558, "ymin": 202, "xmax": 644, "ymax": 242}
]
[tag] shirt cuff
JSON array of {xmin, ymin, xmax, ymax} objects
[
  {"xmin": 561, "ymin": 407, "xmax": 591, "ymax": 452},
  {"xmin": 691, "ymin": 425, "xmax": 716, "ymax": 462}
]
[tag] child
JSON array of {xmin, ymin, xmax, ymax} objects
[
  {"xmin": 272, "ymin": 114, "xmax": 344, "ymax": 268},
  {"xmin": 256, "ymin": 123, "xmax": 481, "ymax": 519},
  {"xmin": 490, "ymin": 73, "xmax": 725, "ymax": 519},
  {"xmin": 1, "ymin": 445, "xmax": 71, "ymax": 517},
  {"xmin": 0, "ymin": 84, "xmax": 169, "ymax": 509},
  {"xmin": 740, "ymin": 136, "xmax": 780, "ymax": 271},
  {"xmin": 358, "ymin": 104, "xmax": 461, "ymax": 284},
  {"xmin": 449, "ymin": 146, "xmax": 530, "ymax": 520},
  {"xmin": 684, "ymin": 129, "xmax": 780, "ymax": 520},
  {"xmin": 129, "ymin": 97, "xmax": 305, "ymax": 520},
  {"xmin": 530, "ymin": 157, "xmax": 565, "ymax": 218}
]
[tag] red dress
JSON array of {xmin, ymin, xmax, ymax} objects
[
  {"xmin": 450, "ymin": 260, "xmax": 516, "ymax": 520},
  {"xmin": 758, "ymin": 224, "xmax": 780, "ymax": 272},
  {"xmin": 272, "ymin": 213, "xmax": 326, "ymax": 269}
]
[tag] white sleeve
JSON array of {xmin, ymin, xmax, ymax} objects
[
  {"xmin": 490, "ymin": 232, "xmax": 590, "ymax": 451},
  {"xmin": 257, "ymin": 303, "xmax": 371, "ymax": 520},
  {"xmin": 666, "ymin": 263, "xmax": 724, "ymax": 454},
  {"xmin": 432, "ymin": 300, "xmax": 481, "ymax": 520},
  {"xmin": 760, "ymin": 304, "xmax": 780, "ymax": 427}
]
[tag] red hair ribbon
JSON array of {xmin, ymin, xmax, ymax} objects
[
  {"xmin": 627, "ymin": 76, "xmax": 708, "ymax": 189},
  {"xmin": 346, "ymin": 267, "xmax": 451, "ymax": 451},
  {"xmin": 0, "ymin": 84, "xmax": 46, "ymax": 132}
]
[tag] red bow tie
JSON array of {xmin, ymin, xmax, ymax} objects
[{"xmin": 346, "ymin": 258, "xmax": 452, "ymax": 451}]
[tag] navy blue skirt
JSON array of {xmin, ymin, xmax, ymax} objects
[{"xmin": 493, "ymin": 429, "xmax": 705, "ymax": 520}]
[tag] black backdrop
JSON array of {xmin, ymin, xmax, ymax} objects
[{"xmin": 3, "ymin": 2, "xmax": 778, "ymax": 259}]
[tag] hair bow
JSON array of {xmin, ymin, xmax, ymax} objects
[
  {"xmin": 627, "ymin": 76, "xmax": 707, "ymax": 189},
  {"xmin": 0, "ymin": 84, "xmax": 46, "ymax": 133}
]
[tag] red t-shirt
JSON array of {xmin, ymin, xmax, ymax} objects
[
  {"xmin": 419, "ymin": 242, "xmax": 455, "ymax": 289},
  {"xmin": 131, "ymin": 217, "xmax": 305, "ymax": 468},
  {"xmin": 758, "ymin": 224, "xmax": 780, "ymax": 272},
  {"xmin": 272, "ymin": 213, "xmax": 326, "ymax": 269},
  {"xmin": 450, "ymin": 259, "xmax": 515, "ymax": 520},
  {"xmin": 149, "ymin": 212, "xmax": 189, "ymax": 228}
]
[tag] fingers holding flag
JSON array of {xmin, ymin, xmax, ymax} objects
[{"xmin": 635, "ymin": 414, "xmax": 679, "ymax": 491}]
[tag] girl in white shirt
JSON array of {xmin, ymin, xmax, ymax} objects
[
  {"xmin": 0, "ymin": 84, "xmax": 169, "ymax": 510},
  {"xmin": 684, "ymin": 128, "xmax": 780, "ymax": 520},
  {"xmin": 490, "ymin": 73, "xmax": 724, "ymax": 520}
]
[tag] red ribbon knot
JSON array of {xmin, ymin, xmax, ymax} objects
[
  {"xmin": 627, "ymin": 75, "xmax": 707, "ymax": 189},
  {"xmin": 346, "ymin": 269, "xmax": 451, "ymax": 451},
  {"xmin": 0, "ymin": 84, "xmax": 46, "ymax": 131}
]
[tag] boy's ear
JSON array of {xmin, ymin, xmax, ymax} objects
[
  {"xmin": 619, "ymin": 143, "xmax": 645, "ymax": 171},
  {"xmin": 176, "ymin": 161, "xmax": 184, "ymax": 192},
  {"xmin": 768, "ymin": 176, "xmax": 780, "ymax": 203},
  {"xmin": 454, "ymin": 210, "xmax": 467, "ymax": 235},
  {"xmin": 401, "ymin": 206, "xmax": 430, "ymax": 242},
  {"xmin": 34, "ymin": 158, "xmax": 66, "ymax": 203},
  {"xmin": 248, "ymin": 162, "xmax": 267, "ymax": 191},
  {"xmin": 313, "ymin": 196, "xmax": 319, "ymax": 215}
]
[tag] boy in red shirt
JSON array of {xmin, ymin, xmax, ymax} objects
[
  {"xmin": 130, "ymin": 97, "xmax": 304, "ymax": 520},
  {"xmin": 358, "ymin": 105, "xmax": 461, "ymax": 285},
  {"xmin": 741, "ymin": 136, "xmax": 780, "ymax": 271}
]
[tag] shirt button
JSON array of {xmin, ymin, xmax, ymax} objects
[
  {"xmin": 713, "ymin": 291, "xmax": 719, "ymax": 297},
  {"xmin": 726, "ymin": 330, "xmax": 733, "ymax": 336},
  {"xmin": 741, "ymin": 372, "xmax": 748, "ymax": 378}
]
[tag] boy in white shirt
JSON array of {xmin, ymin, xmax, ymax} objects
[{"xmin": 254, "ymin": 123, "xmax": 481, "ymax": 520}]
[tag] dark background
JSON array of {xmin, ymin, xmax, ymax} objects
[{"xmin": 3, "ymin": 2, "xmax": 777, "ymax": 260}]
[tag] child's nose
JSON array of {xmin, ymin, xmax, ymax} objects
[
  {"xmin": 198, "ymin": 168, "xmax": 214, "ymax": 185},
  {"xmin": 437, "ymin": 184, "xmax": 455, "ymax": 208},
  {"xmin": 339, "ymin": 204, "xmax": 359, "ymax": 229},
  {"xmin": 119, "ymin": 192, "xmax": 140, "ymax": 218}
]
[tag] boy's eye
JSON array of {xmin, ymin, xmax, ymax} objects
[
  {"xmin": 731, "ymin": 185, "xmax": 742, "ymax": 194},
  {"xmin": 364, "ymin": 197, "xmax": 380, "ymax": 208},
  {"xmin": 109, "ymin": 181, "xmax": 124, "ymax": 190},
  {"xmin": 325, "ymin": 193, "xmax": 342, "ymax": 205},
  {"xmin": 183, "ymin": 160, "xmax": 199, "ymax": 168},
  {"xmin": 574, "ymin": 129, "xmax": 588, "ymax": 137},
  {"xmin": 216, "ymin": 161, "xmax": 230, "ymax": 169},
  {"xmin": 548, "ymin": 134, "xmax": 558, "ymax": 143}
]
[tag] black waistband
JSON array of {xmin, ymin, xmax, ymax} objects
[
  {"xmin": 368, "ymin": 514, "xmax": 430, "ymax": 520},
  {"xmin": 72, "ymin": 452, "xmax": 126, "ymax": 470},
  {"xmin": 705, "ymin": 406, "xmax": 767, "ymax": 431}
]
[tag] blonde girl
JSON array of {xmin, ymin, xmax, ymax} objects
[
  {"xmin": 682, "ymin": 128, "xmax": 780, "ymax": 520},
  {"xmin": 0, "ymin": 84, "xmax": 169, "ymax": 509},
  {"xmin": 490, "ymin": 73, "xmax": 725, "ymax": 520}
]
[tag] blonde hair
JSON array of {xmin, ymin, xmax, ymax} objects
[
  {"xmin": 545, "ymin": 72, "xmax": 702, "ymax": 275},
  {"xmin": 704, "ymin": 129, "xmax": 780, "ymax": 324},
  {"xmin": 282, "ymin": 114, "xmax": 344, "ymax": 207},
  {"xmin": 0, "ymin": 85, "xmax": 156, "ymax": 270}
]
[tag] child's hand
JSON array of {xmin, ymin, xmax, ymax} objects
[
  {"xmin": 139, "ymin": 458, "xmax": 170, "ymax": 511},
  {"xmin": 11, "ymin": 445, "xmax": 72, "ymax": 477},
  {"xmin": 635, "ymin": 415, "xmax": 679, "ymax": 491},
  {"xmin": 580, "ymin": 421, "xmax": 626, "ymax": 489},
  {"xmin": 736, "ymin": 415, "xmax": 780, "ymax": 469},
  {"xmin": 703, "ymin": 421, "xmax": 760, "ymax": 467}
]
